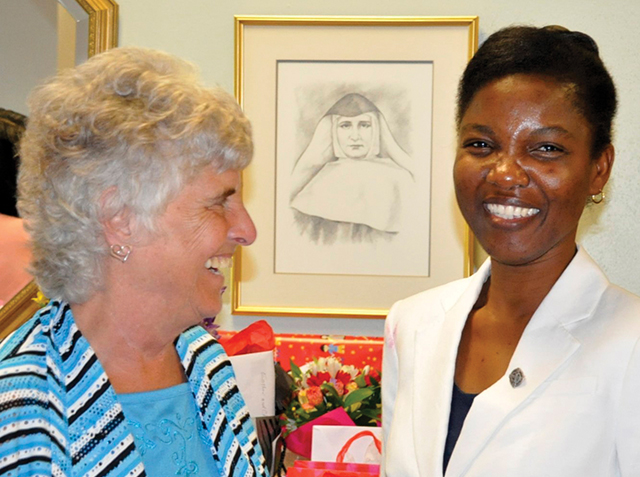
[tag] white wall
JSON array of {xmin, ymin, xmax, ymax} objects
[
  {"xmin": 8, "ymin": 0, "xmax": 640, "ymax": 336},
  {"xmin": 117, "ymin": 0, "xmax": 640, "ymax": 336},
  {"xmin": 0, "ymin": 0, "xmax": 58, "ymax": 115}
]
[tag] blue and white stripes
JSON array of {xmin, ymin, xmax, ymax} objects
[{"xmin": 0, "ymin": 301, "xmax": 268, "ymax": 476}]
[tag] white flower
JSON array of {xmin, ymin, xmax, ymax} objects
[
  {"xmin": 340, "ymin": 364, "xmax": 358, "ymax": 379},
  {"xmin": 325, "ymin": 357, "xmax": 342, "ymax": 377}
]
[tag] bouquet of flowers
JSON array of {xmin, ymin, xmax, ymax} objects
[{"xmin": 281, "ymin": 356, "xmax": 381, "ymax": 439}]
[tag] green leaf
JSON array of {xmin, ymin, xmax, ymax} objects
[
  {"xmin": 290, "ymin": 359, "xmax": 303, "ymax": 380},
  {"xmin": 359, "ymin": 408, "xmax": 382, "ymax": 421},
  {"xmin": 322, "ymin": 383, "xmax": 344, "ymax": 406},
  {"xmin": 344, "ymin": 388, "xmax": 373, "ymax": 407}
]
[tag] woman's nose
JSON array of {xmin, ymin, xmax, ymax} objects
[
  {"xmin": 229, "ymin": 205, "xmax": 257, "ymax": 246},
  {"xmin": 486, "ymin": 155, "xmax": 529, "ymax": 189}
]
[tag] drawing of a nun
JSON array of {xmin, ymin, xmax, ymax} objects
[{"xmin": 290, "ymin": 93, "xmax": 413, "ymax": 244}]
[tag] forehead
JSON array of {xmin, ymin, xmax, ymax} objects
[
  {"xmin": 461, "ymin": 74, "xmax": 586, "ymax": 129},
  {"xmin": 179, "ymin": 167, "xmax": 241, "ymax": 201},
  {"xmin": 336, "ymin": 113, "xmax": 373, "ymax": 123}
]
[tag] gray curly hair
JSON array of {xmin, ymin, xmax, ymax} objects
[{"xmin": 18, "ymin": 47, "xmax": 253, "ymax": 304}]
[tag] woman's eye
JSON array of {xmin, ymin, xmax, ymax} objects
[
  {"xmin": 467, "ymin": 141, "xmax": 489, "ymax": 148},
  {"xmin": 463, "ymin": 140, "xmax": 492, "ymax": 152},
  {"xmin": 536, "ymin": 144, "xmax": 562, "ymax": 152},
  {"xmin": 531, "ymin": 144, "xmax": 566, "ymax": 158}
]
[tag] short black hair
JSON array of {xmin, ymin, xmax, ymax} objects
[{"xmin": 457, "ymin": 25, "xmax": 617, "ymax": 157}]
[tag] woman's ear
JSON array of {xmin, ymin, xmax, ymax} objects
[
  {"xmin": 589, "ymin": 144, "xmax": 615, "ymax": 195},
  {"xmin": 99, "ymin": 187, "xmax": 134, "ymax": 245}
]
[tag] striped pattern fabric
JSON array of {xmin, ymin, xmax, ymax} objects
[{"xmin": 0, "ymin": 300, "xmax": 268, "ymax": 476}]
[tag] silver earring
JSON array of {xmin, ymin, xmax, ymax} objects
[{"xmin": 110, "ymin": 244, "xmax": 132, "ymax": 263}]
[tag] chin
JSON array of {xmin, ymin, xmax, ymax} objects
[{"xmin": 480, "ymin": 240, "xmax": 540, "ymax": 267}]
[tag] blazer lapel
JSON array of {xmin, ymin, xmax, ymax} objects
[
  {"xmin": 413, "ymin": 262, "xmax": 491, "ymax": 477},
  {"xmin": 446, "ymin": 248, "xmax": 608, "ymax": 476},
  {"xmin": 446, "ymin": 321, "xmax": 581, "ymax": 476}
]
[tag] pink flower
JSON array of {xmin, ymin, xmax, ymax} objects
[
  {"xmin": 298, "ymin": 386, "xmax": 324, "ymax": 411},
  {"xmin": 333, "ymin": 380, "xmax": 345, "ymax": 396},
  {"xmin": 306, "ymin": 386, "xmax": 324, "ymax": 407}
]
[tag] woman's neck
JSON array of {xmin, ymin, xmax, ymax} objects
[
  {"xmin": 71, "ymin": 293, "xmax": 187, "ymax": 394},
  {"xmin": 485, "ymin": 244, "xmax": 578, "ymax": 325},
  {"xmin": 454, "ymin": 244, "xmax": 578, "ymax": 394}
]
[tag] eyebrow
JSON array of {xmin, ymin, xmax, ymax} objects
[
  {"xmin": 459, "ymin": 124, "xmax": 574, "ymax": 138},
  {"xmin": 530, "ymin": 126, "xmax": 574, "ymax": 137},
  {"xmin": 459, "ymin": 124, "xmax": 495, "ymax": 135},
  {"xmin": 209, "ymin": 187, "xmax": 236, "ymax": 204}
]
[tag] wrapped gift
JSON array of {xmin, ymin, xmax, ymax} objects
[
  {"xmin": 285, "ymin": 407, "xmax": 356, "ymax": 459},
  {"xmin": 286, "ymin": 460, "xmax": 379, "ymax": 477},
  {"xmin": 273, "ymin": 334, "xmax": 383, "ymax": 371},
  {"xmin": 218, "ymin": 320, "xmax": 276, "ymax": 417},
  {"xmin": 312, "ymin": 426, "xmax": 382, "ymax": 465},
  {"xmin": 217, "ymin": 331, "xmax": 384, "ymax": 372},
  {"xmin": 286, "ymin": 429, "xmax": 381, "ymax": 476}
]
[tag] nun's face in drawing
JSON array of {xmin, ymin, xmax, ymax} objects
[{"xmin": 336, "ymin": 113, "xmax": 374, "ymax": 159}]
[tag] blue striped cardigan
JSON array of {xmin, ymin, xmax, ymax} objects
[{"xmin": 0, "ymin": 300, "xmax": 269, "ymax": 476}]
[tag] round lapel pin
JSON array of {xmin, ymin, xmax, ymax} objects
[{"xmin": 509, "ymin": 368, "xmax": 525, "ymax": 388}]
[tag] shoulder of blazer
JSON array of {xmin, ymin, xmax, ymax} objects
[{"xmin": 387, "ymin": 273, "xmax": 483, "ymax": 332}]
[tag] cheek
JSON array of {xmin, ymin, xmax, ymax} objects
[
  {"xmin": 362, "ymin": 128, "xmax": 373, "ymax": 144},
  {"xmin": 453, "ymin": 160, "xmax": 480, "ymax": 201},
  {"xmin": 534, "ymin": 166, "xmax": 589, "ymax": 209},
  {"xmin": 183, "ymin": 216, "xmax": 228, "ymax": 253}
]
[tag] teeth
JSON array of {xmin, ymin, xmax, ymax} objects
[
  {"xmin": 486, "ymin": 203, "xmax": 539, "ymax": 220},
  {"xmin": 205, "ymin": 256, "xmax": 233, "ymax": 274}
]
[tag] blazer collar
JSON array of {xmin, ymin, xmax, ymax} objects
[
  {"xmin": 412, "ymin": 260, "xmax": 491, "ymax": 476},
  {"xmin": 413, "ymin": 247, "xmax": 609, "ymax": 476}
]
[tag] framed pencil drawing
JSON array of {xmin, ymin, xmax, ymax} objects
[{"xmin": 233, "ymin": 16, "xmax": 478, "ymax": 318}]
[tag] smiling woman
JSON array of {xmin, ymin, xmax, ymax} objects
[
  {"xmin": 0, "ymin": 47, "xmax": 266, "ymax": 476},
  {"xmin": 454, "ymin": 74, "xmax": 611, "ymax": 267},
  {"xmin": 382, "ymin": 26, "xmax": 640, "ymax": 477}
]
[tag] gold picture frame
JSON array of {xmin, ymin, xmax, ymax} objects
[
  {"xmin": 232, "ymin": 15, "xmax": 478, "ymax": 319},
  {"xmin": 0, "ymin": 0, "xmax": 118, "ymax": 339},
  {"xmin": 69, "ymin": 0, "xmax": 119, "ymax": 55}
]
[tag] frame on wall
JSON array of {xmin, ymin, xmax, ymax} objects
[
  {"xmin": 233, "ymin": 16, "xmax": 478, "ymax": 318},
  {"xmin": 0, "ymin": 0, "xmax": 118, "ymax": 339}
]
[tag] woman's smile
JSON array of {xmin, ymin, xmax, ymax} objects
[
  {"xmin": 484, "ymin": 202, "xmax": 540, "ymax": 221},
  {"xmin": 454, "ymin": 74, "xmax": 612, "ymax": 266}
]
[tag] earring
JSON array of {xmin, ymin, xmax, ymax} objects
[
  {"xmin": 591, "ymin": 190, "xmax": 605, "ymax": 204},
  {"xmin": 110, "ymin": 244, "xmax": 132, "ymax": 263}
]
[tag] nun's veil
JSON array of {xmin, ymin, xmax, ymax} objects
[{"xmin": 290, "ymin": 93, "xmax": 409, "ymax": 199}]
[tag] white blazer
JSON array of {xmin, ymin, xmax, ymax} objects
[{"xmin": 382, "ymin": 248, "xmax": 640, "ymax": 476}]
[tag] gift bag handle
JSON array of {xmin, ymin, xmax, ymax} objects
[{"xmin": 336, "ymin": 430, "xmax": 382, "ymax": 463}]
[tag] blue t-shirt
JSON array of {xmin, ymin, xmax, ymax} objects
[{"xmin": 119, "ymin": 383, "xmax": 219, "ymax": 476}]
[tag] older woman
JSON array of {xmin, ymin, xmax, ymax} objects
[
  {"xmin": 0, "ymin": 47, "xmax": 267, "ymax": 476},
  {"xmin": 382, "ymin": 26, "xmax": 640, "ymax": 476}
]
